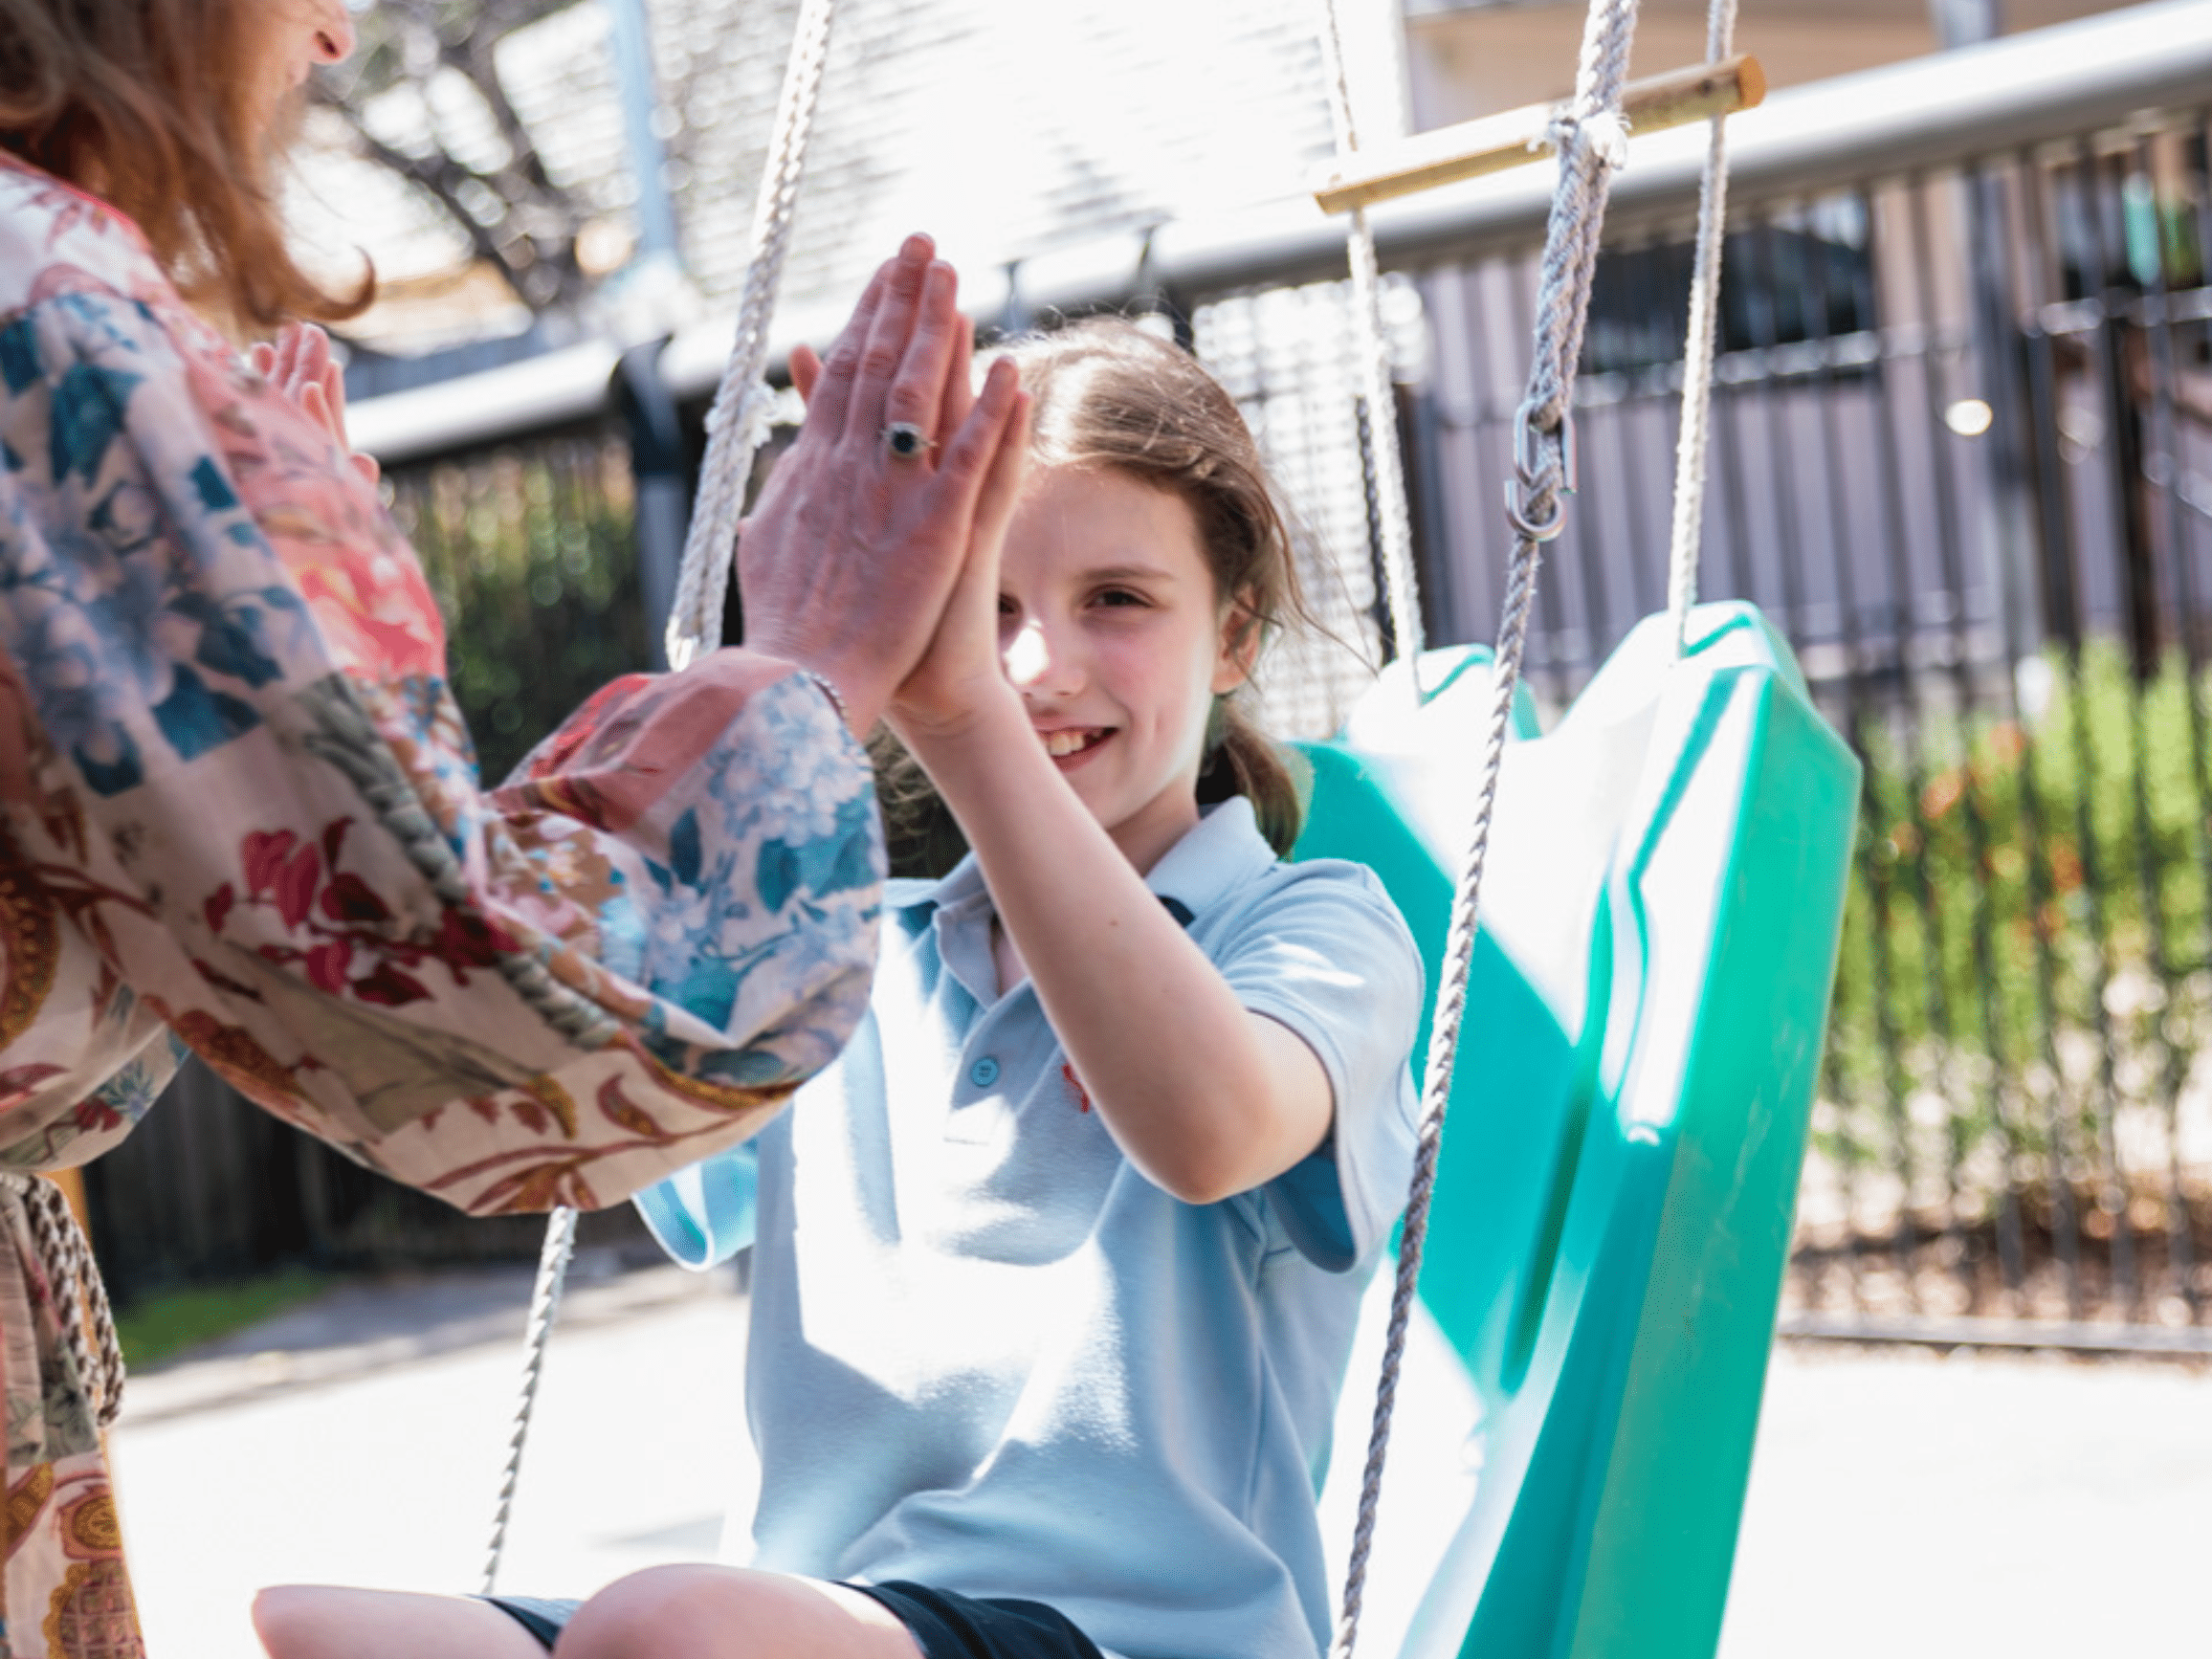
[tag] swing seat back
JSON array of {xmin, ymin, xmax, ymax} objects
[{"xmin": 1292, "ymin": 601, "xmax": 1859, "ymax": 1659}]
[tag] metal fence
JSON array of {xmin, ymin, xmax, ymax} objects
[
  {"xmin": 92, "ymin": 10, "xmax": 2212, "ymax": 1350},
  {"xmin": 1393, "ymin": 138, "xmax": 2212, "ymax": 1346}
]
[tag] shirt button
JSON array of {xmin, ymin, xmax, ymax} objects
[{"xmin": 968, "ymin": 1056, "xmax": 1001, "ymax": 1089}]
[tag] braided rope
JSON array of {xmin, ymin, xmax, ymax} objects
[
  {"xmin": 662, "ymin": 0, "xmax": 838, "ymax": 672},
  {"xmin": 1316, "ymin": 0, "xmax": 1426, "ymax": 676},
  {"xmin": 479, "ymin": 1204, "xmax": 577, "ymax": 1595},
  {"xmin": 1664, "ymin": 0, "xmax": 1739, "ymax": 655},
  {"xmin": 1324, "ymin": 3, "xmax": 1640, "ymax": 1654},
  {"xmin": 1, "ymin": 1172, "xmax": 125, "ymax": 1430},
  {"xmin": 485, "ymin": 0, "xmax": 837, "ymax": 1591}
]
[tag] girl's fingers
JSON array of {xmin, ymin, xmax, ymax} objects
[
  {"xmin": 969, "ymin": 390, "xmax": 1032, "ymax": 550},
  {"xmin": 846, "ymin": 236, "xmax": 936, "ymax": 452},
  {"xmin": 803, "ymin": 256, "xmax": 897, "ymax": 442},
  {"xmin": 881, "ymin": 261, "xmax": 961, "ymax": 445},
  {"xmin": 933, "ymin": 321, "xmax": 976, "ymax": 453},
  {"xmin": 790, "ymin": 343, "xmax": 823, "ymax": 406},
  {"xmin": 928, "ymin": 359, "xmax": 1023, "ymax": 520},
  {"xmin": 319, "ymin": 362, "xmax": 350, "ymax": 435}
]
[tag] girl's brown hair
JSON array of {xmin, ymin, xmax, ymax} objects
[
  {"xmin": 876, "ymin": 316, "xmax": 1316, "ymax": 875},
  {"xmin": 0, "ymin": 0, "xmax": 370, "ymax": 331}
]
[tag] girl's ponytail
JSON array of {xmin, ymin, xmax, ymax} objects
[{"xmin": 1197, "ymin": 701, "xmax": 1305, "ymax": 857}]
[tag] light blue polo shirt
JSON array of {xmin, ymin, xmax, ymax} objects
[{"xmin": 636, "ymin": 797, "xmax": 1423, "ymax": 1659}]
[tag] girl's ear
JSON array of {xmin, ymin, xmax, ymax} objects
[{"xmin": 1212, "ymin": 592, "xmax": 1263, "ymax": 696}]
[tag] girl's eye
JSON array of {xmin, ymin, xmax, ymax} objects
[{"xmin": 1094, "ymin": 587, "xmax": 1148, "ymax": 609}]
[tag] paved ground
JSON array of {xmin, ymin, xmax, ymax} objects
[{"xmin": 108, "ymin": 1258, "xmax": 2210, "ymax": 1658}]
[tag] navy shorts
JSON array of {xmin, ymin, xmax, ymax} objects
[{"xmin": 481, "ymin": 1580, "xmax": 1106, "ymax": 1659}]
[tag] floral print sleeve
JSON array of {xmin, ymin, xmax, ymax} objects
[{"xmin": 0, "ymin": 165, "xmax": 882, "ymax": 1214}]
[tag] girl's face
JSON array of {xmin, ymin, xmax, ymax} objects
[
  {"xmin": 249, "ymin": 0, "xmax": 356, "ymax": 144},
  {"xmin": 998, "ymin": 464, "xmax": 1255, "ymax": 874}
]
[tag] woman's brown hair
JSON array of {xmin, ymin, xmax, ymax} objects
[
  {"xmin": 876, "ymin": 316, "xmax": 1318, "ymax": 875},
  {"xmin": 0, "ymin": 0, "xmax": 370, "ymax": 331}
]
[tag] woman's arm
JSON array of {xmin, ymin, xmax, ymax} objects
[
  {"xmin": 0, "ymin": 241, "xmax": 1023, "ymax": 1209},
  {"xmin": 906, "ymin": 692, "xmax": 1335, "ymax": 1204}
]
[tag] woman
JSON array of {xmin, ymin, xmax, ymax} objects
[{"xmin": 0, "ymin": 2, "xmax": 1024, "ymax": 1651}]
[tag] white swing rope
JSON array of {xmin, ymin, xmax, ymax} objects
[
  {"xmin": 480, "ymin": 0, "xmax": 837, "ymax": 1597},
  {"xmin": 1315, "ymin": 0, "xmax": 1427, "ymax": 681},
  {"xmin": 663, "ymin": 0, "xmax": 839, "ymax": 671},
  {"xmin": 1665, "ymin": 0, "xmax": 1739, "ymax": 656},
  {"xmin": 1322, "ymin": 0, "xmax": 1643, "ymax": 1653},
  {"xmin": 0, "ymin": 1172, "xmax": 125, "ymax": 1431}
]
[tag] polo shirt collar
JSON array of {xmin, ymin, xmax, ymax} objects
[{"xmin": 896, "ymin": 795, "xmax": 1278, "ymax": 932}]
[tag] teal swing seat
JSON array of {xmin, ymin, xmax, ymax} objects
[{"xmin": 1294, "ymin": 599, "xmax": 1859, "ymax": 1659}]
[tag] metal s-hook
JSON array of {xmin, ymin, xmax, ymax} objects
[{"xmin": 1504, "ymin": 403, "xmax": 1578, "ymax": 543}]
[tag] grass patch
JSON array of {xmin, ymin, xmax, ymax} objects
[{"xmin": 115, "ymin": 1268, "xmax": 333, "ymax": 1370}]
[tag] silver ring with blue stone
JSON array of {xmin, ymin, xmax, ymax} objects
[{"xmin": 881, "ymin": 421, "xmax": 934, "ymax": 460}]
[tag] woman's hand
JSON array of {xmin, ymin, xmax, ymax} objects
[
  {"xmin": 251, "ymin": 323, "xmax": 380, "ymax": 486},
  {"xmin": 879, "ymin": 379, "xmax": 1029, "ymax": 745},
  {"xmin": 738, "ymin": 234, "xmax": 1027, "ymax": 737}
]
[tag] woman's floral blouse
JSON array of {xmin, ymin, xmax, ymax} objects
[{"xmin": 0, "ymin": 153, "xmax": 883, "ymax": 1655}]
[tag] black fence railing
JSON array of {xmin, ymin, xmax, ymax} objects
[{"xmin": 1382, "ymin": 122, "xmax": 2212, "ymax": 1341}]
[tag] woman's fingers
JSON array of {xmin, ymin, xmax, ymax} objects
[
  {"xmin": 880, "ymin": 261, "xmax": 961, "ymax": 444},
  {"xmin": 789, "ymin": 344, "xmax": 822, "ymax": 406},
  {"xmin": 802, "ymin": 252, "xmax": 899, "ymax": 442},
  {"xmin": 844, "ymin": 239, "xmax": 935, "ymax": 453}
]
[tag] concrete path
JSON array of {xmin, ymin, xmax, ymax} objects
[{"xmin": 107, "ymin": 1261, "xmax": 2210, "ymax": 1657}]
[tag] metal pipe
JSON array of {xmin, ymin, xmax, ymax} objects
[{"xmin": 354, "ymin": 1, "xmax": 2212, "ymax": 438}]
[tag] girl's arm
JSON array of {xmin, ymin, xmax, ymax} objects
[
  {"xmin": 885, "ymin": 424, "xmax": 1333, "ymax": 1204},
  {"xmin": 905, "ymin": 696, "xmax": 1335, "ymax": 1205}
]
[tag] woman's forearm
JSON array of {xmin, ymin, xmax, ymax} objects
[{"xmin": 904, "ymin": 694, "xmax": 1331, "ymax": 1203}]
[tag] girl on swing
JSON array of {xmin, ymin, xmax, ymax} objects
[{"xmin": 257, "ymin": 319, "xmax": 1425, "ymax": 1659}]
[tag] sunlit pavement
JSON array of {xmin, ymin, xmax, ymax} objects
[{"xmin": 108, "ymin": 1262, "xmax": 2210, "ymax": 1658}]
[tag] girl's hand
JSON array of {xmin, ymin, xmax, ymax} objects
[
  {"xmin": 739, "ymin": 235, "xmax": 1026, "ymax": 737},
  {"xmin": 251, "ymin": 323, "xmax": 380, "ymax": 486}
]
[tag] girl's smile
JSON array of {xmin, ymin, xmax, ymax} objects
[
  {"xmin": 1036, "ymin": 725, "xmax": 1113, "ymax": 765},
  {"xmin": 998, "ymin": 465, "xmax": 1254, "ymax": 871}
]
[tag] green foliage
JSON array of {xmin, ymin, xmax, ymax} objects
[
  {"xmin": 387, "ymin": 436, "xmax": 650, "ymax": 785},
  {"xmin": 1822, "ymin": 639, "xmax": 2212, "ymax": 1201},
  {"xmin": 115, "ymin": 1268, "xmax": 330, "ymax": 1369}
]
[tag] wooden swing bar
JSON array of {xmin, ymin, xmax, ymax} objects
[{"xmin": 1311, "ymin": 52, "xmax": 1765, "ymax": 215}]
